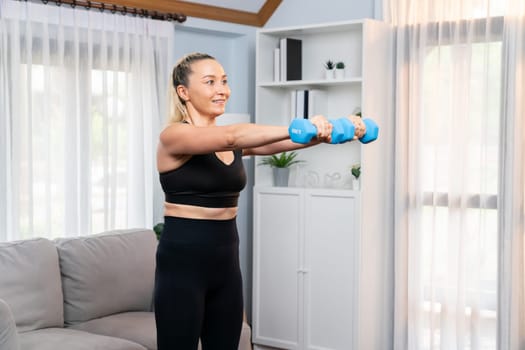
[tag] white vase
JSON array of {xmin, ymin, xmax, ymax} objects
[
  {"xmin": 352, "ymin": 178, "xmax": 360, "ymax": 190},
  {"xmin": 273, "ymin": 168, "xmax": 290, "ymax": 187},
  {"xmin": 325, "ymin": 69, "xmax": 335, "ymax": 80},
  {"xmin": 335, "ymin": 68, "xmax": 346, "ymax": 79}
]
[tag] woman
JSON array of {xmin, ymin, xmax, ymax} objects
[{"xmin": 154, "ymin": 52, "xmax": 365, "ymax": 350}]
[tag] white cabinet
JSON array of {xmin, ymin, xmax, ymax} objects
[
  {"xmin": 253, "ymin": 188, "xmax": 302, "ymax": 349},
  {"xmin": 252, "ymin": 19, "xmax": 393, "ymax": 350},
  {"xmin": 253, "ymin": 187, "xmax": 360, "ymax": 350},
  {"xmin": 303, "ymin": 190, "xmax": 360, "ymax": 350}
]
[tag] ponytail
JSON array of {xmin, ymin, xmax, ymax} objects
[{"xmin": 167, "ymin": 52, "xmax": 215, "ymax": 124}]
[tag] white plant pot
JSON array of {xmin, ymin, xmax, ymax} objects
[
  {"xmin": 325, "ymin": 69, "xmax": 335, "ymax": 80},
  {"xmin": 335, "ymin": 68, "xmax": 346, "ymax": 79},
  {"xmin": 352, "ymin": 179, "xmax": 360, "ymax": 190},
  {"xmin": 273, "ymin": 168, "xmax": 290, "ymax": 187}
]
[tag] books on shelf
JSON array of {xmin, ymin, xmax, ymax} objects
[
  {"xmin": 289, "ymin": 89, "xmax": 326, "ymax": 120},
  {"xmin": 277, "ymin": 37, "xmax": 302, "ymax": 81},
  {"xmin": 273, "ymin": 48, "xmax": 280, "ymax": 81}
]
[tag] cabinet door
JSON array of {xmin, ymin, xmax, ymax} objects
[
  {"xmin": 253, "ymin": 188, "xmax": 304, "ymax": 349},
  {"xmin": 303, "ymin": 190, "xmax": 360, "ymax": 350}
]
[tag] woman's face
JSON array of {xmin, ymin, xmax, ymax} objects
[{"xmin": 180, "ymin": 59, "xmax": 231, "ymax": 118}]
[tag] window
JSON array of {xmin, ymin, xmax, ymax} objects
[
  {"xmin": 420, "ymin": 30, "xmax": 502, "ymax": 350},
  {"xmin": 18, "ymin": 64, "xmax": 130, "ymax": 238}
]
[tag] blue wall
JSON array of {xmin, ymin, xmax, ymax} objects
[
  {"xmin": 171, "ymin": 0, "xmax": 377, "ymax": 322},
  {"xmin": 173, "ymin": 19, "xmax": 256, "ymax": 117}
]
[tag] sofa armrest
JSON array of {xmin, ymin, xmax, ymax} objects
[{"xmin": 0, "ymin": 298, "xmax": 20, "ymax": 350}]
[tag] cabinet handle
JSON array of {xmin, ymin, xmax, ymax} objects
[{"xmin": 297, "ymin": 268, "xmax": 310, "ymax": 274}]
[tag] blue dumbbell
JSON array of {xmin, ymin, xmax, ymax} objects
[
  {"xmin": 359, "ymin": 118, "xmax": 379, "ymax": 144},
  {"xmin": 289, "ymin": 118, "xmax": 347, "ymax": 144},
  {"xmin": 335, "ymin": 117, "xmax": 379, "ymax": 144},
  {"xmin": 289, "ymin": 117, "xmax": 379, "ymax": 144},
  {"xmin": 332, "ymin": 118, "xmax": 355, "ymax": 144},
  {"xmin": 288, "ymin": 119, "xmax": 317, "ymax": 144}
]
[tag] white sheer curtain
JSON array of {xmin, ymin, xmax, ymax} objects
[
  {"xmin": 0, "ymin": 1, "xmax": 173, "ymax": 241},
  {"xmin": 385, "ymin": 0, "xmax": 525, "ymax": 348},
  {"xmin": 498, "ymin": 1, "xmax": 525, "ymax": 348}
]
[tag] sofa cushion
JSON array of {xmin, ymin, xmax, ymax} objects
[
  {"xmin": 55, "ymin": 229, "xmax": 157, "ymax": 325},
  {"xmin": 0, "ymin": 238, "xmax": 64, "ymax": 332},
  {"xmin": 68, "ymin": 312, "xmax": 253, "ymax": 350},
  {"xmin": 69, "ymin": 311, "xmax": 156, "ymax": 350},
  {"xmin": 18, "ymin": 328, "xmax": 147, "ymax": 350},
  {"xmin": 0, "ymin": 298, "xmax": 20, "ymax": 350}
]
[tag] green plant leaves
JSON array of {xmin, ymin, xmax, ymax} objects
[
  {"xmin": 258, "ymin": 151, "xmax": 304, "ymax": 168},
  {"xmin": 351, "ymin": 164, "xmax": 361, "ymax": 179}
]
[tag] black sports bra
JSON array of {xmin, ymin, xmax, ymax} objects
[{"xmin": 159, "ymin": 149, "xmax": 247, "ymax": 208}]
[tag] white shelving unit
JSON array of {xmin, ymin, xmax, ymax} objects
[
  {"xmin": 255, "ymin": 21, "xmax": 367, "ymax": 189},
  {"xmin": 252, "ymin": 19, "xmax": 393, "ymax": 350}
]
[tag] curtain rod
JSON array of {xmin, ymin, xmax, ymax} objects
[{"xmin": 23, "ymin": 0, "xmax": 187, "ymax": 22}]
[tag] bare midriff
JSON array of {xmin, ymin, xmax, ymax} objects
[{"xmin": 164, "ymin": 202, "xmax": 238, "ymax": 220}]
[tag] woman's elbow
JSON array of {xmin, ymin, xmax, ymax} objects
[
  {"xmin": 223, "ymin": 124, "xmax": 245, "ymax": 149},
  {"xmin": 224, "ymin": 132, "xmax": 237, "ymax": 149}
]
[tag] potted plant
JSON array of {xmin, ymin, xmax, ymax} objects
[
  {"xmin": 324, "ymin": 59, "xmax": 335, "ymax": 79},
  {"xmin": 259, "ymin": 151, "xmax": 304, "ymax": 187},
  {"xmin": 351, "ymin": 163, "xmax": 361, "ymax": 190},
  {"xmin": 335, "ymin": 61, "xmax": 346, "ymax": 79},
  {"xmin": 153, "ymin": 222, "xmax": 164, "ymax": 240}
]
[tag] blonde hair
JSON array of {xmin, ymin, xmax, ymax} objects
[{"xmin": 167, "ymin": 52, "xmax": 215, "ymax": 124}]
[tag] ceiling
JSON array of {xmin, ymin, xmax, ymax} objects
[
  {"xmin": 185, "ymin": 0, "xmax": 268, "ymax": 14},
  {"xmin": 102, "ymin": 0, "xmax": 282, "ymax": 27}
]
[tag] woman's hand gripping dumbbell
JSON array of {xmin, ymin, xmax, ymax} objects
[{"xmin": 288, "ymin": 115, "xmax": 379, "ymax": 144}]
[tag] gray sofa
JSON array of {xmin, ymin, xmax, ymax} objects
[{"xmin": 0, "ymin": 229, "xmax": 252, "ymax": 350}]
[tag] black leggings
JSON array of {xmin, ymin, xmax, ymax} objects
[{"xmin": 154, "ymin": 216, "xmax": 244, "ymax": 350}]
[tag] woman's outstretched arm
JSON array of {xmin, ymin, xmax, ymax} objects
[{"xmin": 159, "ymin": 116, "xmax": 333, "ymax": 156}]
